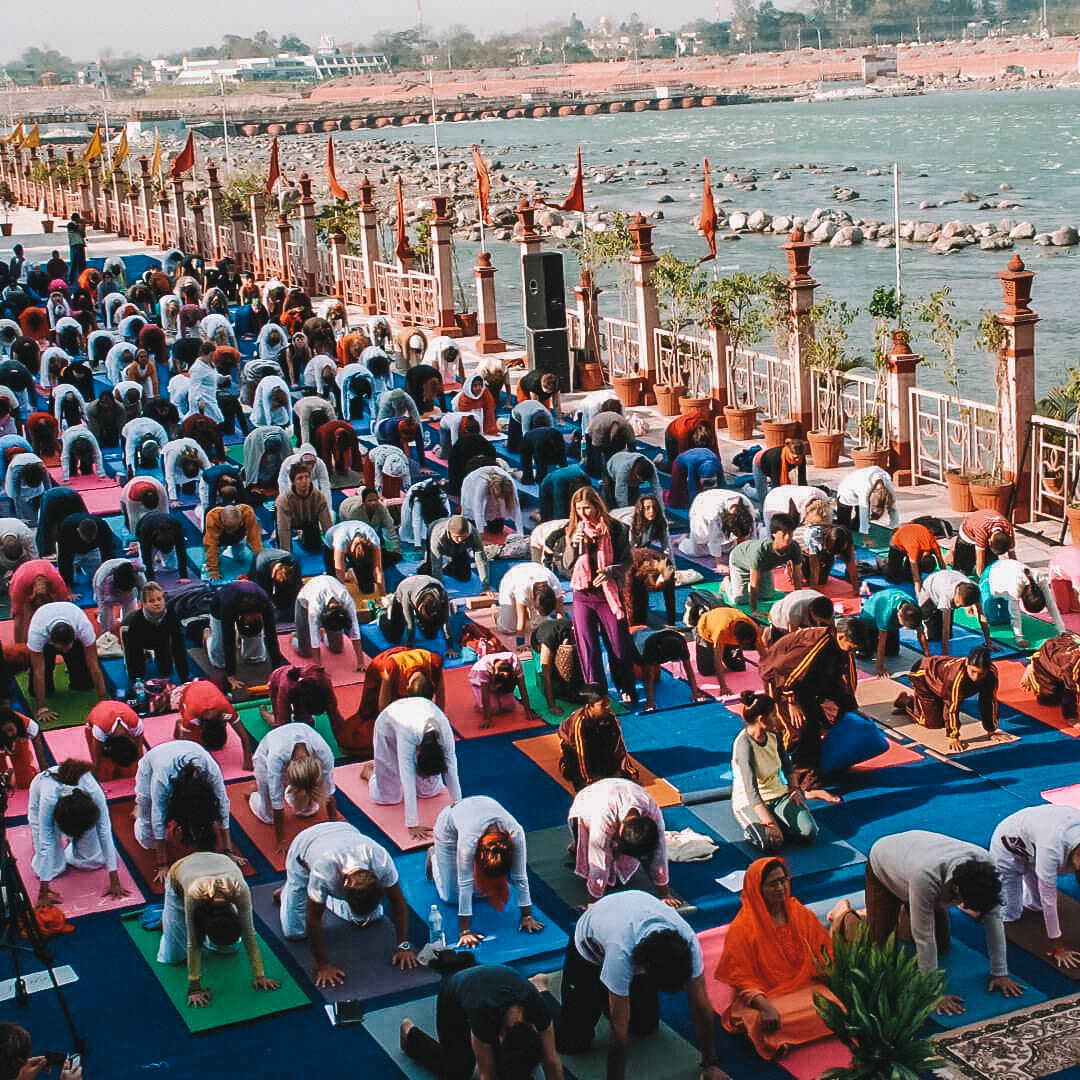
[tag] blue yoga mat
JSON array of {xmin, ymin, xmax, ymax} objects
[
  {"xmin": 393, "ymin": 850, "xmax": 568, "ymax": 965},
  {"xmin": 358, "ymin": 619, "xmax": 474, "ymax": 669}
]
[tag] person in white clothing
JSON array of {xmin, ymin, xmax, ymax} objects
[
  {"xmin": 836, "ymin": 465, "xmax": 899, "ymax": 540},
  {"xmin": 366, "ymin": 444, "xmax": 412, "ymax": 496},
  {"xmin": 28, "ymin": 760, "xmax": 128, "ymax": 906},
  {"xmin": 184, "ymin": 354, "xmax": 226, "ymax": 423},
  {"xmin": 495, "ymin": 562, "xmax": 564, "ymax": 639},
  {"xmin": 575, "ymin": 390, "xmax": 622, "ymax": 435},
  {"xmin": 679, "ymin": 489, "xmax": 758, "ymax": 569},
  {"xmin": 917, "ymin": 568, "xmax": 990, "ymax": 652},
  {"xmin": 59, "ymin": 424, "xmax": 105, "ymax": 482},
  {"xmin": 250, "ymin": 376, "xmax": 292, "ymax": 429},
  {"xmin": 27, "ymin": 601, "xmax": 107, "ymax": 724},
  {"xmin": 277, "ymin": 820, "xmax": 418, "ymax": 987},
  {"xmin": 983, "ymin": 557, "xmax": 1066, "ymax": 649},
  {"xmin": 0, "ymin": 518, "xmax": 36, "ymax": 586},
  {"xmin": 5, "ymin": 452, "xmax": 48, "ymax": 523},
  {"xmin": 92, "ymin": 558, "xmax": 146, "ymax": 635},
  {"xmin": 460, "ymin": 465, "xmax": 523, "ymax": 536},
  {"xmin": 767, "ymin": 589, "xmax": 836, "ymax": 640},
  {"xmin": 133, "ymin": 740, "xmax": 244, "ymax": 885},
  {"xmin": 276, "ymin": 446, "xmax": 332, "ymax": 505},
  {"xmin": 293, "ymin": 574, "xmax": 365, "ymax": 671},
  {"xmin": 248, "ymin": 723, "xmax": 339, "ymax": 854},
  {"xmin": 361, "ymin": 697, "xmax": 461, "ymax": 841},
  {"xmin": 990, "ymin": 805, "xmax": 1080, "ymax": 969},
  {"xmin": 429, "ymin": 795, "xmax": 543, "ymax": 946},
  {"xmin": 761, "ymin": 484, "xmax": 831, "ymax": 532},
  {"xmin": 163, "ymin": 438, "xmax": 212, "ymax": 502}
]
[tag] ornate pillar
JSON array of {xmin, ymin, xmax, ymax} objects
[
  {"xmin": 885, "ymin": 334, "xmax": 923, "ymax": 486},
  {"xmin": 782, "ymin": 227, "xmax": 817, "ymax": 435},
  {"xmin": 997, "ymin": 254, "xmax": 1038, "ymax": 523},
  {"xmin": 356, "ymin": 175, "xmax": 380, "ymax": 314},
  {"xmin": 157, "ymin": 191, "xmax": 170, "ymax": 250},
  {"xmin": 190, "ymin": 197, "xmax": 207, "ymax": 258},
  {"xmin": 474, "ymin": 251, "xmax": 506, "ymax": 353},
  {"xmin": 128, "ymin": 187, "xmax": 143, "ymax": 241},
  {"xmin": 85, "ymin": 153, "xmax": 102, "ymax": 229},
  {"xmin": 45, "ymin": 146, "xmax": 57, "ymax": 217},
  {"xmin": 249, "ymin": 192, "xmax": 267, "ymax": 277},
  {"xmin": 708, "ymin": 318, "xmax": 732, "ymax": 421},
  {"xmin": 329, "ymin": 229, "xmax": 348, "ymax": 300},
  {"xmin": 171, "ymin": 177, "xmax": 186, "ymax": 248},
  {"xmin": 574, "ymin": 268, "xmax": 606, "ymax": 389},
  {"xmin": 628, "ymin": 213, "xmax": 660, "ymax": 382},
  {"xmin": 515, "ymin": 199, "xmax": 543, "ymax": 340},
  {"xmin": 138, "ymin": 156, "xmax": 154, "ymax": 243},
  {"xmin": 205, "ymin": 160, "xmax": 224, "ymax": 259},
  {"xmin": 275, "ymin": 213, "xmax": 293, "ymax": 286},
  {"xmin": 297, "ymin": 173, "xmax": 318, "ymax": 295},
  {"xmin": 430, "ymin": 194, "xmax": 461, "ymax": 337}
]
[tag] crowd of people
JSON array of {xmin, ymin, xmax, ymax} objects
[{"xmin": 3, "ymin": 239, "xmax": 1080, "ymax": 1080}]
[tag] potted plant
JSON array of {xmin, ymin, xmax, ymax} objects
[
  {"xmin": 814, "ymin": 928, "xmax": 944, "ymax": 1080},
  {"xmin": 712, "ymin": 271, "xmax": 772, "ymax": 440},
  {"xmin": 851, "ymin": 413, "xmax": 890, "ymax": 468},
  {"xmin": 805, "ymin": 297, "xmax": 861, "ymax": 468},
  {"xmin": 757, "ymin": 269, "xmax": 800, "ymax": 445},
  {"xmin": 652, "ymin": 254, "xmax": 712, "ymax": 416},
  {"xmin": 863, "ymin": 284, "xmax": 907, "ymax": 468},
  {"xmin": 967, "ymin": 309, "xmax": 1013, "ymax": 514},
  {"xmin": 0, "ymin": 181, "xmax": 15, "ymax": 237}
]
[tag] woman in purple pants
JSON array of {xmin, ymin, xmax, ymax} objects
[{"xmin": 561, "ymin": 487, "xmax": 638, "ymax": 706}]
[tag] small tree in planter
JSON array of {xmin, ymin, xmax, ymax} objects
[
  {"xmin": 756, "ymin": 268, "xmax": 801, "ymax": 445},
  {"xmin": 968, "ymin": 309, "xmax": 1013, "ymax": 513},
  {"xmin": 859, "ymin": 285, "xmax": 905, "ymax": 466},
  {"xmin": 652, "ymin": 253, "xmax": 712, "ymax": 413},
  {"xmin": 711, "ymin": 270, "xmax": 772, "ymax": 439},
  {"xmin": 0, "ymin": 182, "xmax": 15, "ymax": 237},
  {"xmin": 805, "ymin": 297, "xmax": 861, "ymax": 468}
]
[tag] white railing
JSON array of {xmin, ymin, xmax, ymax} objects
[
  {"xmin": 165, "ymin": 211, "xmax": 179, "ymax": 247},
  {"xmin": 340, "ymin": 254, "xmax": 367, "ymax": 307},
  {"xmin": 1030, "ymin": 414, "xmax": 1080, "ymax": 526},
  {"xmin": 238, "ymin": 229, "xmax": 256, "ymax": 273},
  {"xmin": 726, "ymin": 346, "xmax": 795, "ymax": 421},
  {"xmin": 372, "ymin": 261, "xmax": 439, "ymax": 327},
  {"xmin": 286, "ymin": 241, "xmax": 306, "ymax": 287},
  {"xmin": 263, "ymin": 235, "xmax": 283, "ymax": 280},
  {"xmin": 566, "ymin": 310, "xmax": 584, "ymax": 352},
  {"xmin": 600, "ymin": 316, "xmax": 640, "ymax": 380},
  {"xmin": 909, "ymin": 386, "xmax": 1002, "ymax": 485},
  {"xmin": 811, "ymin": 368, "xmax": 887, "ymax": 445},
  {"xmin": 316, "ymin": 245, "xmax": 335, "ymax": 295},
  {"xmin": 654, "ymin": 328, "xmax": 712, "ymax": 397}
]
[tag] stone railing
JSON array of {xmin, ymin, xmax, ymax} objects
[
  {"xmin": 286, "ymin": 240, "xmax": 306, "ymax": 288},
  {"xmin": 727, "ymin": 346, "xmax": 795, "ymax": 422},
  {"xmin": 263, "ymin": 234, "xmax": 283, "ymax": 280},
  {"xmin": 339, "ymin": 254, "xmax": 367, "ymax": 307},
  {"xmin": 909, "ymin": 385, "xmax": 1002, "ymax": 485},
  {"xmin": 237, "ymin": 230, "xmax": 256, "ymax": 273},
  {"xmin": 600, "ymin": 316, "xmax": 641, "ymax": 380}
]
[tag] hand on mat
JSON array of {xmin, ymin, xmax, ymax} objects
[
  {"xmin": 14, "ymin": 1056, "xmax": 49, "ymax": 1079},
  {"xmin": 988, "ymin": 975, "xmax": 1025, "ymax": 998},
  {"xmin": 936, "ymin": 994, "xmax": 965, "ymax": 1016},
  {"xmin": 226, "ymin": 850, "xmax": 249, "ymax": 869},
  {"xmin": 104, "ymin": 879, "xmax": 130, "ymax": 900},
  {"xmin": 661, "ymin": 896, "xmax": 682, "ymax": 909},
  {"xmin": 457, "ymin": 930, "xmax": 485, "ymax": 948},
  {"xmin": 763, "ymin": 822, "xmax": 784, "ymax": 848},
  {"xmin": 693, "ymin": 691, "xmax": 710, "ymax": 703},
  {"xmin": 392, "ymin": 947, "xmax": 419, "ymax": 970},
  {"xmin": 253, "ymin": 975, "xmax": 280, "ymax": 993},
  {"xmin": 408, "ymin": 826, "xmax": 433, "ymax": 842},
  {"xmin": 1050, "ymin": 947, "xmax": 1080, "ymax": 969},
  {"xmin": 36, "ymin": 707, "xmax": 58, "ymax": 725},
  {"xmin": 37, "ymin": 882, "xmax": 62, "ymax": 907},
  {"xmin": 547, "ymin": 702, "xmax": 564, "ymax": 716},
  {"xmin": 947, "ymin": 736, "xmax": 967, "ymax": 753},
  {"xmin": 227, "ymin": 676, "xmax": 246, "ymax": 692},
  {"xmin": 314, "ymin": 962, "xmax": 346, "ymax": 988},
  {"xmin": 187, "ymin": 987, "xmax": 212, "ymax": 1008},
  {"xmin": 519, "ymin": 915, "xmax": 544, "ymax": 934}
]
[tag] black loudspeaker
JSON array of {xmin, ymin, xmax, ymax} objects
[
  {"xmin": 527, "ymin": 328, "xmax": 571, "ymax": 389},
  {"xmin": 523, "ymin": 251, "xmax": 566, "ymax": 331}
]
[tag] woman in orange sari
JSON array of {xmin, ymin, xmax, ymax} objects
[{"xmin": 714, "ymin": 857, "xmax": 838, "ymax": 1060}]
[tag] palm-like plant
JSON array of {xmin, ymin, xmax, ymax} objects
[
  {"xmin": 814, "ymin": 929, "xmax": 945, "ymax": 1080},
  {"xmin": 805, "ymin": 298, "xmax": 862, "ymax": 435}
]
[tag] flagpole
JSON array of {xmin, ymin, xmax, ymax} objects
[
  {"xmin": 219, "ymin": 75, "xmax": 233, "ymax": 177},
  {"xmin": 424, "ymin": 57, "xmax": 442, "ymax": 194},
  {"xmin": 893, "ymin": 161, "xmax": 902, "ymax": 319}
]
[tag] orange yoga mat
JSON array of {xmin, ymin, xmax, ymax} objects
[
  {"xmin": 226, "ymin": 779, "xmax": 332, "ymax": 872},
  {"xmin": 440, "ymin": 665, "xmax": 546, "ymax": 740},
  {"xmin": 995, "ymin": 659, "xmax": 1080, "ymax": 737},
  {"xmin": 513, "ymin": 731, "xmax": 681, "ymax": 808}
]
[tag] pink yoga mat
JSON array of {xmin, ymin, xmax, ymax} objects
[
  {"xmin": 440, "ymin": 665, "xmax": 545, "ymax": 739},
  {"xmin": 43, "ymin": 725, "xmax": 138, "ymax": 799},
  {"xmin": 333, "ymin": 761, "xmax": 451, "ymax": 851},
  {"xmin": 662, "ymin": 647, "xmax": 764, "ymax": 702},
  {"xmin": 697, "ymin": 925, "xmax": 851, "ymax": 1080},
  {"xmin": 1043, "ymin": 783, "xmax": 1080, "ymax": 808},
  {"xmin": 142, "ymin": 713, "xmax": 253, "ymax": 781},
  {"xmin": 277, "ymin": 632, "xmax": 367, "ymax": 687},
  {"xmin": 5, "ymin": 783, "xmax": 29, "ymax": 818},
  {"xmin": 7, "ymin": 823, "xmax": 145, "ymax": 916}
]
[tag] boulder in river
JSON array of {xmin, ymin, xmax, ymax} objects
[
  {"xmin": 960, "ymin": 190, "xmax": 980, "ymax": 203},
  {"xmin": 812, "ymin": 221, "xmax": 837, "ymax": 243},
  {"xmin": 656, "ymin": 193, "xmax": 675, "ymax": 204},
  {"xmin": 728, "ymin": 211, "xmax": 748, "ymax": 232},
  {"xmin": 830, "ymin": 225, "xmax": 864, "ymax": 247},
  {"xmin": 980, "ymin": 234, "xmax": 1014, "ymax": 251},
  {"xmin": 1009, "ymin": 222, "xmax": 1036, "ymax": 240},
  {"xmin": 1052, "ymin": 226, "xmax": 1079, "ymax": 246},
  {"xmin": 1034, "ymin": 233, "xmax": 1054, "ymax": 246},
  {"xmin": 913, "ymin": 222, "xmax": 938, "ymax": 243},
  {"xmin": 746, "ymin": 209, "xmax": 770, "ymax": 232}
]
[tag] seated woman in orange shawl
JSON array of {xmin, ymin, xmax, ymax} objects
[{"xmin": 714, "ymin": 857, "xmax": 843, "ymax": 1060}]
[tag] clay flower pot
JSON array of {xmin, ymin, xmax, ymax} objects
[
  {"xmin": 807, "ymin": 431, "xmax": 846, "ymax": 469},
  {"xmin": 654, "ymin": 384, "xmax": 685, "ymax": 416},
  {"xmin": 1067, "ymin": 505, "xmax": 1080, "ymax": 547},
  {"xmin": 969, "ymin": 479, "xmax": 1013, "ymax": 516},
  {"xmin": 945, "ymin": 470, "xmax": 974, "ymax": 514},
  {"xmin": 680, "ymin": 395, "xmax": 712, "ymax": 417},
  {"xmin": 723, "ymin": 405, "xmax": 756, "ymax": 441},
  {"xmin": 851, "ymin": 447, "xmax": 890, "ymax": 469},
  {"xmin": 761, "ymin": 419, "xmax": 799, "ymax": 449},
  {"xmin": 612, "ymin": 374, "xmax": 645, "ymax": 408}
]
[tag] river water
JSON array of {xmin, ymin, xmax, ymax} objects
[{"xmin": 339, "ymin": 89, "xmax": 1080, "ymax": 399}]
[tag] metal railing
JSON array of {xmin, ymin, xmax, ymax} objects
[
  {"xmin": 316, "ymin": 245, "xmax": 335, "ymax": 296},
  {"xmin": 1030, "ymin": 415, "xmax": 1080, "ymax": 526},
  {"xmin": 340, "ymin": 254, "xmax": 367, "ymax": 307},
  {"xmin": 263, "ymin": 235, "xmax": 283, "ymax": 281},
  {"xmin": 237, "ymin": 230, "xmax": 256, "ymax": 273},
  {"xmin": 654, "ymin": 328, "xmax": 711, "ymax": 397},
  {"xmin": 286, "ymin": 241, "xmax": 306, "ymax": 287},
  {"xmin": 600, "ymin": 316, "xmax": 640, "ymax": 380},
  {"xmin": 909, "ymin": 385, "xmax": 1002, "ymax": 485},
  {"xmin": 372, "ymin": 261, "xmax": 439, "ymax": 327},
  {"xmin": 811, "ymin": 368, "xmax": 886, "ymax": 445},
  {"xmin": 726, "ymin": 346, "xmax": 795, "ymax": 421}
]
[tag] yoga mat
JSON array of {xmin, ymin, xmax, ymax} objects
[
  {"xmin": 119, "ymin": 911, "xmax": 311, "ymax": 1033},
  {"xmin": 848, "ymin": 735, "xmax": 924, "ymax": 773},
  {"xmin": 107, "ymin": 799, "xmax": 256, "ymax": 895},
  {"xmin": 1004, "ymin": 893, "xmax": 1080, "ymax": 980},
  {"xmin": 7, "ymin": 824, "xmax": 145, "ymax": 917},
  {"xmin": 358, "ymin": 620, "xmax": 473, "ymax": 670},
  {"xmin": 517, "ymin": 656, "xmax": 629, "ymax": 725},
  {"xmin": 362, "ymin": 996, "xmax": 448, "ymax": 1080},
  {"xmin": 698, "ymin": 925, "xmax": 850, "ymax": 1080},
  {"xmin": 78, "ymin": 484, "xmax": 124, "ymax": 516},
  {"xmin": 187, "ymin": 544, "xmax": 253, "ymax": 584},
  {"xmin": 662, "ymin": 646, "xmax": 764, "ymax": 704},
  {"xmin": 332, "ymin": 762, "xmax": 452, "ymax": 852},
  {"xmin": 248, "ymin": 882, "xmax": 440, "ymax": 1000},
  {"xmin": 235, "ymin": 700, "xmax": 344, "ymax": 760},
  {"xmin": 525, "ymin": 826, "xmax": 692, "ymax": 914},
  {"xmin": 394, "ymin": 849, "xmax": 568, "ymax": 965},
  {"xmin": 512, "ymin": 732, "xmax": 681, "ymax": 807},
  {"xmin": 142, "ymin": 712, "xmax": 253, "ymax": 781},
  {"xmin": 440, "ymin": 665, "xmax": 545, "ymax": 739},
  {"xmin": 42, "ymin": 725, "xmax": 140, "ymax": 799},
  {"xmin": 16, "ymin": 666, "xmax": 101, "ymax": 730},
  {"xmin": 189, "ymin": 646, "xmax": 272, "ymax": 696},
  {"xmin": 1043, "ymin": 783, "xmax": 1080, "ymax": 808},
  {"xmin": 687, "ymin": 801, "xmax": 866, "ymax": 877},
  {"xmin": 227, "ymin": 780, "xmax": 332, "ymax": 872},
  {"xmin": 994, "ymin": 659, "xmax": 1080, "ymax": 736},
  {"xmin": 277, "ymin": 632, "xmax": 367, "ymax": 688},
  {"xmin": 953, "ymin": 606, "xmax": 1061, "ymax": 651}
]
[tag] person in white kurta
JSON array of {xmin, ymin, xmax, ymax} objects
[
  {"xmin": 495, "ymin": 562, "xmax": 563, "ymax": 637},
  {"xmin": 367, "ymin": 698, "xmax": 461, "ymax": 838},
  {"xmin": 163, "ymin": 438, "xmax": 212, "ymax": 502},
  {"xmin": 459, "ymin": 465, "xmax": 523, "ymax": 536},
  {"xmin": 250, "ymin": 376, "xmax": 292, "ymax": 429},
  {"xmin": 120, "ymin": 475, "xmax": 169, "ymax": 535},
  {"xmin": 761, "ymin": 485, "xmax": 831, "ymax": 532},
  {"xmin": 836, "ymin": 465, "xmax": 899, "ymax": 538},
  {"xmin": 984, "ymin": 558, "xmax": 1066, "ymax": 648},
  {"xmin": 679, "ymin": 489, "xmax": 758, "ymax": 565},
  {"xmin": 430, "ymin": 795, "xmax": 544, "ymax": 945},
  {"xmin": 293, "ymin": 574, "xmax": 365, "ymax": 670},
  {"xmin": 990, "ymin": 805, "xmax": 1080, "ymax": 968},
  {"xmin": 28, "ymin": 764, "xmax": 127, "ymax": 905}
]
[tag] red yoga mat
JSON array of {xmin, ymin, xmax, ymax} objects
[
  {"xmin": 277, "ymin": 632, "xmax": 368, "ymax": 687},
  {"xmin": 440, "ymin": 665, "xmax": 545, "ymax": 739},
  {"xmin": 996, "ymin": 659, "xmax": 1080, "ymax": 737},
  {"xmin": 226, "ymin": 779, "xmax": 332, "ymax": 872},
  {"xmin": 333, "ymin": 762, "xmax": 451, "ymax": 851}
]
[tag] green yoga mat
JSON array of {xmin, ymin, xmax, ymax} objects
[
  {"xmin": 17, "ymin": 666, "xmax": 101, "ymax": 730},
  {"xmin": 693, "ymin": 579, "xmax": 774, "ymax": 620},
  {"xmin": 517, "ymin": 656, "xmax": 629, "ymax": 726},
  {"xmin": 952, "ymin": 608, "xmax": 1060, "ymax": 650},
  {"xmin": 120, "ymin": 911, "xmax": 311, "ymax": 1033},
  {"xmin": 236, "ymin": 700, "xmax": 344, "ymax": 759}
]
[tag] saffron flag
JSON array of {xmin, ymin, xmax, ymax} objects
[
  {"xmin": 698, "ymin": 157, "xmax": 718, "ymax": 263},
  {"xmin": 82, "ymin": 126, "xmax": 103, "ymax": 162},
  {"xmin": 169, "ymin": 129, "xmax": 195, "ymax": 179},
  {"xmin": 394, "ymin": 174, "xmax": 412, "ymax": 262},
  {"xmin": 548, "ymin": 145, "xmax": 585, "ymax": 214},
  {"xmin": 150, "ymin": 128, "xmax": 162, "ymax": 178},
  {"xmin": 471, "ymin": 144, "xmax": 493, "ymax": 226},
  {"xmin": 0, "ymin": 123, "xmax": 23, "ymax": 146},
  {"xmin": 113, "ymin": 128, "xmax": 129, "ymax": 170},
  {"xmin": 21, "ymin": 124, "xmax": 40, "ymax": 150},
  {"xmin": 265, "ymin": 135, "xmax": 281, "ymax": 196},
  {"xmin": 326, "ymin": 136, "xmax": 347, "ymax": 202}
]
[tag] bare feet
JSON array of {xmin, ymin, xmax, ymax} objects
[
  {"xmin": 804, "ymin": 788, "xmax": 842, "ymax": 805},
  {"xmin": 529, "ymin": 972, "xmax": 552, "ymax": 993},
  {"xmin": 826, "ymin": 898, "xmax": 853, "ymax": 924},
  {"xmin": 892, "ymin": 692, "xmax": 913, "ymax": 715},
  {"xmin": 272, "ymin": 887, "xmax": 282, "ymax": 905},
  {"xmin": 399, "ymin": 1018, "xmax": 414, "ymax": 1051},
  {"xmin": 359, "ymin": 762, "xmax": 375, "ymax": 782}
]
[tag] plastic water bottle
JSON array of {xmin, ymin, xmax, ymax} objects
[
  {"xmin": 133, "ymin": 679, "xmax": 148, "ymax": 716},
  {"xmin": 428, "ymin": 904, "xmax": 445, "ymax": 949}
]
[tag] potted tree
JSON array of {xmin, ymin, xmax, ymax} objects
[
  {"xmin": 814, "ymin": 928, "xmax": 944, "ymax": 1080},
  {"xmin": 712, "ymin": 271, "xmax": 770, "ymax": 440},
  {"xmin": 857, "ymin": 284, "xmax": 906, "ymax": 469},
  {"xmin": 652, "ymin": 254, "xmax": 711, "ymax": 416},
  {"xmin": 805, "ymin": 297, "xmax": 861, "ymax": 469},
  {"xmin": 0, "ymin": 181, "xmax": 15, "ymax": 237},
  {"xmin": 967, "ymin": 309, "xmax": 1013, "ymax": 514},
  {"xmin": 757, "ymin": 269, "xmax": 801, "ymax": 446},
  {"xmin": 851, "ymin": 413, "xmax": 889, "ymax": 468}
]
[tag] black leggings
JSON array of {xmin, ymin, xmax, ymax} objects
[
  {"xmin": 695, "ymin": 640, "xmax": 746, "ymax": 677},
  {"xmin": 33, "ymin": 642, "xmax": 93, "ymax": 698}
]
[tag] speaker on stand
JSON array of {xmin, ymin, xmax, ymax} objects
[{"xmin": 523, "ymin": 251, "xmax": 571, "ymax": 389}]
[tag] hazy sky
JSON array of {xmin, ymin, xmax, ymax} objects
[{"xmin": 5, "ymin": 0, "xmax": 735, "ymax": 63}]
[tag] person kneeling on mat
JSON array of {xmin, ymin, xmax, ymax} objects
[
  {"xmin": 293, "ymin": 574, "xmax": 366, "ymax": 673},
  {"xmin": 277, "ymin": 820, "xmax": 417, "ymax": 987},
  {"xmin": 468, "ymin": 650, "xmax": 538, "ymax": 729},
  {"xmin": 633, "ymin": 626, "xmax": 709, "ymax": 713},
  {"xmin": 1022, "ymin": 634, "xmax": 1080, "ymax": 720},
  {"xmin": 693, "ymin": 604, "xmax": 767, "ymax": 697}
]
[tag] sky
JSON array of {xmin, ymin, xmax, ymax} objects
[{"xmin": 4, "ymin": 0, "xmax": 737, "ymax": 62}]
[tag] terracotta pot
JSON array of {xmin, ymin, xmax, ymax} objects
[
  {"xmin": 851, "ymin": 447, "xmax": 891, "ymax": 469},
  {"xmin": 723, "ymin": 405, "xmax": 757, "ymax": 441},
  {"xmin": 0, "ymin": 223, "xmax": 11, "ymax": 237},
  {"xmin": 41, "ymin": 219, "xmax": 54, "ymax": 233},
  {"xmin": 807, "ymin": 431, "xmax": 846, "ymax": 469},
  {"xmin": 680, "ymin": 395, "xmax": 712, "ymax": 417},
  {"xmin": 612, "ymin": 374, "xmax": 644, "ymax": 408},
  {"xmin": 969, "ymin": 480, "xmax": 1013, "ymax": 516},
  {"xmin": 455, "ymin": 311, "xmax": 477, "ymax": 336},
  {"xmin": 654, "ymin": 384, "xmax": 685, "ymax": 417},
  {"xmin": 576, "ymin": 363, "xmax": 605, "ymax": 392},
  {"xmin": 945, "ymin": 471, "xmax": 974, "ymax": 514},
  {"xmin": 1068, "ymin": 505, "xmax": 1080, "ymax": 547},
  {"xmin": 761, "ymin": 419, "xmax": 799, "ymax": 449}
]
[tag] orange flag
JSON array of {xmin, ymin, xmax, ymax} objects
[
  {"xmin": 548, "ymin": 145, "xmax": 584, "ymax": 214},
  {"xmin": 394, "ymin": 174, "xmax": 413, "ymax": 263},
  {"xmin": 169, "ymin": 130, "xmax": 195, "ymax": 179},
  {"xmin": 471, "ymin": 144, "xmax": 493, "ymax": 226},
  {"xmin": 21, "ymin": 124, "xmax": 40, "ymax": 150},
  {"xmin": 265, "ymin": 135, "xmax": 281, "ymax": 196},
  {"xmin": 326, "ymin": 136, "xmax": 347, "ymax": 201},
  {"xmin": 698, "ymin": 157, "xmax": 718, "ymax": 263},
  {"xmin": 81, "ymin": 126, "xmax": 102, "ymax": 162}
]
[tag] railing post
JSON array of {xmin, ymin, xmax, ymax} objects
[
  {"xmin": 474, "ymin": 251, "xmax": 506, "ymax": 354},
  {"xmin": 12, "ymin": 147, "xmax": 24, "ymax": 204},
  {"xmin": 330, "ymin": 229, "xmax": 348, "ymax": 300},
  {"xmin": 516, "ymin": 198, "xmax": 543, "ymax": 338},
  {"xmin": 357, "ymin": 174, "xmax": 380, "ymax": 314},
  {"xmin": 430, "ymin": 194, "xmax": 461, "ymax": 337},
  {"xmin": 249, "ymin": 192, "xmax": 267, "ymax": 276},
  {"xmin": 138, "ymin": 155, "xmax": 154, "ymax": 243},
  {"xmin": 297, "ymin": 173, "xmax": 319, "ymax": 295},
  {"xmin": 113, "ymin": 169, "xmax": 128, "ymax": 236},
  {"xmin": 190, "ymin": 197, "xmax": 207, "ymax": 258},
  {"xmin": 885, "ymin": 333, "xmax": 922, "ymax": 486},
  {"xmin": 574, "ymin": 267, "xmax": 603, "ymax": 380},
  {"xmin": 157, "ymin": 190, "xmax": 170, "ymax": 250},
  {"xmin": 708, "ymin": 321, "xmax": 732, "ymax": 422},
  {"xmin": 628, "ymin": 213, "xmax": 660, "ymax": 388},
  {"xmin": 275, "ymin": 214, "xmax": 293, "ymax": 286},
  {"xmin": 85, "ymin": 154, "xmax": 103, "ymax": 230},
  {"xmin": 170, "ymin": 177, "xmax": 186, "ymax": 246},
  {"xmin": 997, "ymin": 254, "xmax": 1039, "ymax": 523},
  {"xmin": 781, "ymin": 227, "xmax": 817, "ymax": 436},
  {"xmin": 204, "ymin": 160, "xmax": 223, "ymax": 259},
  {"xmin": 231, "ymin": 210, "xmax": 247, "ymax": 269},
  {"xmin": 45, "ymin": 146, "xmax": 57, "ymax": 217}
]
